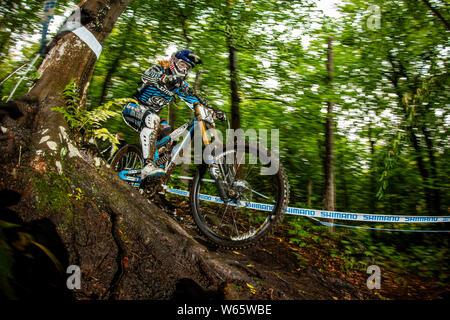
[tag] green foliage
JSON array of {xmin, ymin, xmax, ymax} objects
[
  {"xmin": 52, "ymin": 79, "xmax": 133, "ymax": 149},
  {"xmin": 376, "ymin": 76, "xmax": 442, "ymax": 199},
  {"xmin": 288, "ymin": 216, "xmax": 449, "ymax": 286},
  {"xmin": 288, "ymin": 217, "xmax": 324, "ymax": 248},
  {"xmin": 0, "ymin": 0, "xmax": 71, "ymax": 98}
]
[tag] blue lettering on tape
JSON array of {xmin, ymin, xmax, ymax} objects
[
  {"xmin": 169, "ymin": 188, "xmax": 188, "ymax": 196},
  {"xmin": 320, "ymin": 211, "xmax": 332, "ymax": 218},
  {"xmin": 199, "ymin": 194, "xmax": 212, "ymax": 201},
  {"xmin": 287, "ymin": 208, "xmax": 316, "ymax": 216},
  {"xmin": 214, "ymin": 197, "xmax": 224, "ymax": 203}
]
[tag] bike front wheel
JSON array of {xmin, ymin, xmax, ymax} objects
[{"xmin": 190, "ymin": 141, "xmax": 289, "ymax": 249}]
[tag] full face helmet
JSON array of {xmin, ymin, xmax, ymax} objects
[{"xmin": 169, "ymin": 49, "xmax": 202, "ymax": 78}]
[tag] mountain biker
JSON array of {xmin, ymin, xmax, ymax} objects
[{"xmin": 122, "ymin": 49, "xmax": 203, "ymax": 180}]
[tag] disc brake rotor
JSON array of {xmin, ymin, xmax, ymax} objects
[{"xmin": 229, "ymin": 180, "xmax": 252, "ymax": 203}]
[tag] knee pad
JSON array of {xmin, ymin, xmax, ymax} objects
[
  {"xmin": 142, "ymin": 111, "xmax": 160, "ymax": 130},
  {"xmin": 122, "ymin": 102, "xmax": 144, "ymax": 131}
]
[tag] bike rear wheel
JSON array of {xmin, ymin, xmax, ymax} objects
[
  {"xmin": 190, "ymin": 141, "xmax": 289, "ymax": 249},
  {"xmin": 110, "ymin": 144, "xmax": 143, "ymax": 187}
]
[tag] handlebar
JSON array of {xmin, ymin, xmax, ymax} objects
[{"xmin": 189, "ymin": 88, "xmax": 227, "ymax": 122}]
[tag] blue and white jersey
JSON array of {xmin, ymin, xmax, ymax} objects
[{"xmin": 133, "ymin": 65, "xmax": 200, "ymax": 113}]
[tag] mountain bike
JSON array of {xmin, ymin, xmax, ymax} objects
[{"xmin": 111, "ymin": 102, "xmax": 289, "ymax": 249}]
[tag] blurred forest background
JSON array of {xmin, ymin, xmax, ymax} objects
[{"xmin": 1, "ymin": 0, "xmax": 449, "ymax": 297}]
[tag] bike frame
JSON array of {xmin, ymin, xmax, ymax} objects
[{"xmin": 161, "ymin": 103, "xmax": 219, "ymax": 169}]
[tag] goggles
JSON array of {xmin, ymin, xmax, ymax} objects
[{"xmin": 175, "ymin": 59, "xmax": 192, "ymax": 74}]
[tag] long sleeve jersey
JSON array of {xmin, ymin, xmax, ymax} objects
[{"xmin": 133, "ymin": 65, "xmax": 200, "ymax": 113}]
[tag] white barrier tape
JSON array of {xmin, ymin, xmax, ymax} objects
[
  {"xmin": 72, "ymin": 26, "xmax": 102, "ymax": 59},
  {"xmin": 163, "ymin": 187, "xmax": 450, "ymax": 224},
  {"xmin": 177, "ymin": 175, "xmax": 215, "ymax": 183}
]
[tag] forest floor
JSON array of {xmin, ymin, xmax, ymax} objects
[{"xmin": 158, "ymin": 195, "xmax": 448, "ymax": 300}]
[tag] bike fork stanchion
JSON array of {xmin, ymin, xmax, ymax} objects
[{"xmin": 208, "ymin": 163, "xmax": 229, "ymax": 202}]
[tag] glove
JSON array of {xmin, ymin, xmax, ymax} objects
[
  {"xmin": 163, "ymin": 74, "xmax": 181, "ymax": 89},
  {"xmin": 215, "ymin": 110, "xmax": 226, "ymax": 121}
]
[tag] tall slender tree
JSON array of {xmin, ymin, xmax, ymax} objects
[{"xmin": 323, "ymin": 36, "xmax": 336, "ymax": 230}]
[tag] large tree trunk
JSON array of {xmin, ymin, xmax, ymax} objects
[
  {"xmin": 0, "ymin": 30, "xmax": 12, "ymax": 64},
  {"xmin": 30, "ymin": 1, "xmax": 131, "ymax": 103},
  {"xmin": 408, "ymin": 125, "xmax": 435, "ymax": 214},
  {"xmin": 224, "ymin": 0, "xmax": 241, "ymax": 130},
  {"xmin": 337, "ymin": 151, "xmax": 348, "ymax": 211},
  {"xmin": 323, "ymin": 36, "xmax": 336, "ymax": 231}
]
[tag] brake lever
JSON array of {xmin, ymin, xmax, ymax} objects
[{"xmin": 191, "ymin": 90, "xmax": 227, "ymax": 121}]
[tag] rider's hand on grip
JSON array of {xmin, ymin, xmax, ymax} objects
[
  {"xmin": 165, "ymin": 75, "xmax": 181, "ymax": 88},
  {"xmin": 199, "ymin": 97, "xmax": 210, "ymax": 108},
  {"xmin": 215, "ymin": 110, "xmax": 226, "ymax": 121}
]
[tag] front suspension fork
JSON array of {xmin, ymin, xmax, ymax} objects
[
  {"xmin": 208, "ymin": 163, "xmax": 230, "ymax": 202},
  {"xmin": 196, "ymin": 112, "xmax": 230, "ymax": 202}
]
